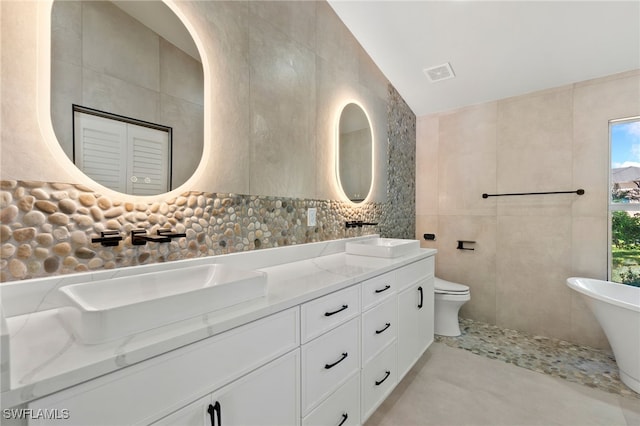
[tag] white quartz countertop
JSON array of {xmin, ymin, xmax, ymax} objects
[{"xmin": 1, "ymin": 241, "xmax": 436, "ymax": 408}]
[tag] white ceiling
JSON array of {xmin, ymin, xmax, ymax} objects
[{"xmin": 327, "ymin": 1, "xmax": 640, "ymax": 117}]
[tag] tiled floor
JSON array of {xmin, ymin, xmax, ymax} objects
[
  {"xmin": 438, "ymin": 318, "xmax": 639, "ymax": 400},
  {"xmin": 366, "ymin": 319, "xmax": 640, "ymax": 426}
]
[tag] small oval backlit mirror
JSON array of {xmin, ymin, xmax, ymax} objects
[{"xmin": 337, "ymin": 103, "xmax": 373, "ymax": 203}]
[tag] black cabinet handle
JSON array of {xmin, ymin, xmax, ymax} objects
[
  {"xmin": 207, "ymin": 401, "xmax": 221, "ymax": 426},
  {"xmin": 325, "ymin": 352, "xmax": 348, "ymax": 369},
  {"xmin": 375, "ymin": 370, "xmax": 391, "ymax": 386},
  {"xmin": 374, "ymin": 285, "xmax": 390, "ymax": 294},
  {"xmin": 338, "ymin": 413, "xmax": 349, "ymax": 426},
  {"xmin": 418, "ymin": 286, "xmax": 424, "ymax": 309},
  {"xmin": 375, "ymin": 322, "xmax": 391, "ymax": 334},
  {"xmin": 325, "ymin": 304, "xmax": 348, "ymax": 317}
]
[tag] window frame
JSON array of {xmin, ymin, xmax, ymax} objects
[{"xmin": 608, "ymin": 115, "xmax": 640, "ymax": 281}]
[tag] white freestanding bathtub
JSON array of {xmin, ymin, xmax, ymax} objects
[{"xmin": 566, "ymin": 277, "xmax": 640, "ymax": 393}]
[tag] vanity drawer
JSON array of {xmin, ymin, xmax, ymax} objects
[
  {"xmin": 362, "ymin": 296, "xmax": 397, "ymax": 365},
  {"xmin": 301, "ymin": 317, "xmax": 360, "ymax": 415},
  {"xmin": 361, "ymin": 270, "xmax": 396, "ymax": 311},
  {"xmin": 302, "ymin": 372, "xmax": 360, "ymax": 426},
  {"xmin": 27, "ymin": 308, "xmax": 299, "ymax": 426},
  {"xmin": 396, "ymin": 257, "xmax": 434, "ymax": 292},
  {"xmin": 361, "ymin": 342, "xmax": 397, "ymax": 422},
  {"xmin": 301, "ymin": 285, "xmax": 360, "ymax": 343}
]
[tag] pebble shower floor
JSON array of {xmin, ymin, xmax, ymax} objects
[{"xmin": 435, "ymin": 318, "xmax": 640, "ymax": 400}]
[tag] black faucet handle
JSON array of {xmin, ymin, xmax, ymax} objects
[
  {"xmin": 131, "ymin": 229, "xmax": 171, "ymax": 245},
  {"xmin": 91, "ymin": 230, "xmax": 123, "ymax": 247},
  {"xmin": 131, "ymin": 229, "xmax": 148, "ymax": 246},
  {"xmin": 345, "ymin": 220, "xmax": 377, "ymax": 228},
  {"xmin": 157, "ymin": 229, "xmax": 187, "ymax": 238}
]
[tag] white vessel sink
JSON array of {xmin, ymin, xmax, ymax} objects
[
  {"xmin": 58, "ymin": 264, "xmax": 267, "ymax": 344},
  {"xmin": 346, "ymin": 238, "xmax": 420, "ymax": 258}
]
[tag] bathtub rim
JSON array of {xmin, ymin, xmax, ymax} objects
[{"xmin": 566, "ymin": 277, "xmax": 640, "ymax": 313}]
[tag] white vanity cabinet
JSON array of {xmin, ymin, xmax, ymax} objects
[
  {"xmin": 27, "ymin": 308, "xmax": 300, "ymax": 426},
  {"xmin": 397, "ymin": 258, "xmax": 435, "ymax": 380},
  {"xmin": 15, "ymin": 246, "xmax": 436, "ymax": 426},
  {"xmin": 301, "ymin": 285, "xmax": 360, "ymax": 343},
  {"xmin": 361, "ymin": 297, "xmax": 397, "ymax": 365},
  {"xmin": 361, "ymin": 270, "xmax": 395, "ymax": 311},
  {"xmin": 359, "ymin": 271, "xmax": 398, "ymax": 422},
  {"xmin": 302, "ymin": 372, "xmax": 360, "ymax": 426},
  {"xmin": 153, "ymin": 349, "xmax": 300, "ymax": 426},
  {"xmin": 300, "ymin": 286, "xmax": 361, "ymax": 425}
]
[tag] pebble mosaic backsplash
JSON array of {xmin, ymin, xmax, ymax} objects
[
  {"xmin": 436, "ymin": 318, "xmax": 640, "ymax": 399},
  {"xmin": 0, "ymin": 180, "xmax": 387, "ymax": 282}
]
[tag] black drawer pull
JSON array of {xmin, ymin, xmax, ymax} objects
[
  {"xmin": 418, "ymin": 286, "xmax": 424, "ymax": 309},
  {"xmin": 207, "ymin": 401, "xmax": 221, "ymax": 426},
  {"xmin": 325, "ymin": 352, "xmax": 348, "ymax": 369},
  {"xmin": 325, "ymin": 304, "xmax": 348, "ymax": 317},
  {"xmin": 375, "ymin": 322, "xmax": 391, "ymax": 334},
  {"xmin": 375, "ymin": 285, "xmax": 391, "ymax": 293},
  {"xmin": 375, "ymin": 370, "xmax": 391, "ymax": 386},
  {"xmin": 337, "ymin": 413, "xmax": 348, "ymax": 426}
]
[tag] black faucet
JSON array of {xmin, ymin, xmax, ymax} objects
[
  {"xmin": 345, "ymin": 221, "xmax": 378, "ymax": 229},
  {"xmin": 157, "ymin": 229, "xmax": 187, "ymax": 239},
  {"xmin": 131, "ymin": 229, "xmax": 171, "ymax": 245},
  {"xmin": 91, "ymin": 230, "xmax": 123, "ymax": 247}
]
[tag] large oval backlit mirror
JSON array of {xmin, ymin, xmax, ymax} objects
[
  {"xmin": 337, "ymin": 103, "xmax": 373, "ymax": 203},
  {"xmin": 50, "ymin": 0, "xmax": 204, "ymax": 196}
]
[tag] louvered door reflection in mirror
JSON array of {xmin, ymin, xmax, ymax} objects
[{"xmin": 74, "ymin": 106, "xmax": 172, "ymax": 195}]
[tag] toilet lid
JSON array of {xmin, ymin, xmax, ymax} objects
[{"xmin": 434, "ymin": 277, "xmax": 470, "ymax": 294}]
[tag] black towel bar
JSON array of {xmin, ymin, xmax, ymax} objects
[{"xmin": 482, "ymin": 189, "xmax": 584, "ymax": 198}]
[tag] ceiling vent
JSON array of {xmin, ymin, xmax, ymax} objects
[{"xmin": 423, "ymin": 62, "xmax": 455, "ymax": 82}]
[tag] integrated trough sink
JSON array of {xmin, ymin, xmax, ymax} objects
[
  {"xmin": 346, "ymin": 238, "xmax": 420, "ymax": 258},
  {"xmin": 58, "ymin": 264, "xmax": 267, "ymax": 344}
]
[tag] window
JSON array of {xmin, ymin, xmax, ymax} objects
[{"xmin": 609, "ymin": 116, "xmax": 640, "ymax": 287}]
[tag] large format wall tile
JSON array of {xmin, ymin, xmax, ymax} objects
[
  {"xmin": 438, "ymin": 215, "xmax": 497, "ymax": 324},
  {"xmin": 572, "ymin": 71, "xmax": 640, "ymax": 218},
  {"xmin": 315, "ymin": 2, "xmax": 359, "ymax": 79},
  {"xmin": 160, "ymin": 38, "xmax": 204, "ymax": 107},
  {"xmin": 82, "ymin": 68, "xmax": 161, "ymax": 124},
  {"xmin": 496, "ymin": 215, "xmax": 573, "ymax": 341},
  {"xmin": 438, "ymin": 103, "xmax": 497, "ymax": 216},
  {"xmin": 185, "ymin": 1, "xmax": 251, "ymax": 195},
  {"xmin": 496, "ymin": 87, "xmax": 574, "ymax": 215},
  {"xmin": 159, "ymin": 94, "xmax": 204, "ymax": 189},
  {"xmin": 83, "ymin": 1, "xmax": 160, "ymax": 92},
  {"xmin": 249, "ymin": 1, "xmax": 316, "ymax": 52},
  {"xmin": 416, "ymin": 71, "xmax": 640, "ymax": 348},
  {"xmin": 248, "ymin": 14, "xmax": 317, "ymax": 198},
  {"xmin": 416, "ymin": 115, "xmax": 439, "ymax": 217}
]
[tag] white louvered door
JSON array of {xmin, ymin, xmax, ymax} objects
[
  {"xmin": 127, "ymin": 125, "xmax": 170, "ymax": 195},
  {"xmin": 75, "ymin": 114, "xmax": 128, "ymax": 193},
  {"xmin": 75, "ymin": 111, "xmax": 170, "ymax": 195}
]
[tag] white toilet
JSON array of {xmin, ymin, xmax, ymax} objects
[{"xmin": 434, "ymin": 277, "xmax": 471, "ymax": 337}]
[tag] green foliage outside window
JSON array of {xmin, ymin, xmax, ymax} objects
[{"xmin": 611, "ymin": 210, "xmax": 640, "ymax": 287}]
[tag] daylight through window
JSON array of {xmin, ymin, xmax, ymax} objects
[{"xmin": 609, "ymin": 116, "xmax": 640, "ymax": 287}]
